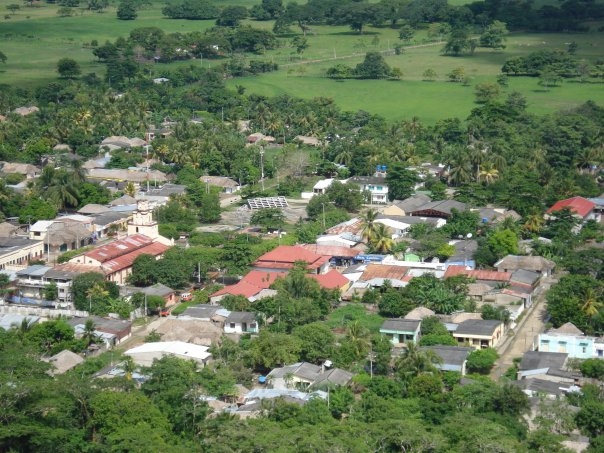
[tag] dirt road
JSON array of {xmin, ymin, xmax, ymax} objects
[{"xmin": 490, "ymin": 276, "xmax": 556, "ymax": 379}]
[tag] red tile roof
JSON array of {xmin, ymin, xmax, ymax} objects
[
  {"xmin": 211, "ymin": 280, "xmax": 266, "ymax": 299},
  {"xmin": 309, "ymin": 270, "xmax": 350, "ymax": 290},
  {"xmin": 102, "ymin": 242, "xmax": 169, "ymax": 274},
  {"xmin": 546, "ymin": 196, "xmax": 595, "ymax": 218},
  {"xmin": 253, "ymin": 245, "xmax": 331, "ymax": 271},
  {"xmin": 85, "ymin": 234, "xmax": 153, "ymax": 263},
  {"xmin": 444, "ymin": 265, "xmax": 469, "ymax": 278},
  {"xmin": 444, "ymin": 265, "xmax": 511, "ymax": 282},
  {"xmin": 241, "ymin": 270, "xmax": 283, "ymax": 288},
  {"xmin": 300, "ymin": 244, "xmax": 362, "ymax": 258}
]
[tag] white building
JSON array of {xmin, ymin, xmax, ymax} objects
[{"xmin": 124, "ymin": 341, "xmax": 212, "ymax": 367}]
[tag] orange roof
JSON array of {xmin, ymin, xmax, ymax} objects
[
  {"xmin": 254, "ymin": 245, "xmax": 331, "ymax": 270},
  {"xmin": 310, "ymin": 270, "xmax": 349, "ymax": 290},
  {"xmin": 211, "ymin": 280, "xmax": 265, "ymax": 299},
  {"xmin": 546, "ymin": 196, "xmax": 595, "ymax": 218},
  {"xmin": 85, "ymin": 234, "xmax": 153, "ymax": 263},
  {"xmin": 360, "ymin": 264, "xmax": 409, "ymax": 281},
  {"xmin": 241, "ymin": 270, "xmax": 283, "ymax": 288},
  {"xmin": 102, "ymin": 242, "xmax": 169, "ymax": 274},
  {"xmin": 445, "ymin": 265, "xmax": 511, "ymax": 282},
  {"xmin": 444, "ymin": 265, "xmax": 469, "ymax": 278},
  {"xmin": 300, "ymin": 244, "xmax": 362, "ymax": 258}
]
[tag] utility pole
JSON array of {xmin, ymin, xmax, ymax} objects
[
  {"xmin": 322, "ymin": 202, "xmax": 326, "ymax": 229},
  {"xmin": 259, "ymin": 147, "xmax": 265, "ymax": 192},
  {"xmin": 145, "ymin": 144, "xmax": 150, "ymax": 192}
]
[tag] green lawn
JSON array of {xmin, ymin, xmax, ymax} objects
[
  {"xmin": 1, "ymin": 0, "xmax": 603, "ymax": 122},
  {"xmin": 326, "ymin": 303, "xmax": 385, "ymax": 334}
]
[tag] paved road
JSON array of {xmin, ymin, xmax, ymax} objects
[{"xmin": 490, "ymin": 276, "xmax": 556, "ymax": 379}]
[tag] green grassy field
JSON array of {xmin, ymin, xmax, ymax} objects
[{"xmin": 0, "ymin": 0, "xmax": 603, "ymax": 123}]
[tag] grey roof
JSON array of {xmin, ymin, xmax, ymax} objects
[
  {"xmin": 267, "ymin": 362, "xmax": 353, "ymax": 387},
  {"xmin": 0, "ymin": 314, "xmax": 40, "ymax": 331},
  {"xmin": 380, "ymin": 318, "xmax": 421, "ymax": 333},
  {"xmin": 78, "ymin": 204, "xmax": 111, "ymax": 215},
  {"xmin": 342, "ymin": 263, "xmax": 365, "ymax": 274},
  {"xmin": 121, "ymin": 283, "xmax": 174, "ymax": 298},
  {"xmin": 313, "ymin": 368, "xmax": 354, "ymax": 387},
  {"xmin": 511, "ymin": 269, "xmax": 540, "ymax": 285},
  {"xmin": 392, "ymin": 194, "xmax": 432, "ymax": 212},
  {"xmin": 179, "ymin": 304, "xmax": 223, "ymax": 319},
  {"xmin": 16, "ymin": 264, "xmax": 51, "ymax": 278},
  {"xmin": 0, "ymin": 237, "xmax": 43, "ymax": 255},
  {"xmin": 226, "ymin": 311, "xmax": 256, "ymax": 324},
  {"xmin": 376, "ymin": 214, "xmax": 440, "ymax": 226},
  {"xmin": 348, "ymin": 175, "xmax": 388, "ymax": 186},
  {"xmin": 92, "ymin": 211, "xmax": 130, "ymax": 227},
  {"xmin": 410, "ymin": 200, "xmax": 467, "ymax": 216},
  {"xmin": 422, "ymin": 345, "xmax": 473, "ymax": 368},
  {"xmin": 146, "ymin": 184, "xmax": 186, "ymax": 197},
  {"xmin": 513, "ymin": 378, "xmax": 568, "ymax": 396},
  {"xmin": 110, "ymin": 194, "xmax": 137, "ymax": 206},
  {"xmin": 454, "ymin": 319, "xmax": 502, "ymax": 337},
  {"xmin": 447, "ymin": 240, "xmax": 479, "ymax": 262},
  {"xmin": 44, "ymin": 267, "xmax": 81, "ymax": 280},
  {"xmin": 67, "ymin": 316, "xmax": 131, "ymax": 335},
  {"xmin": 519, "ymin": 351, "xmax": 568, "ymax": 372}
]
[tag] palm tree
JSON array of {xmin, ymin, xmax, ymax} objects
[
  {"xmin": 69, "ymin": 158, "xmax": 87, "ymax": 184},
  {"xmin": 346, "ymin": 321, "xmax": 370, "ymax": 360},
  {"xmin": 334, "ymin": 148, "xmax": 353, "ymax": 166},
  {"xmin": 360, "ymin": 208, "xmax": 379, "ymax": 243},
  {"xmin": 46, "ymin": 170, "xmax": 80, "ymax": 211},
  {"xmin": 395, "ymin": 343, "xmax": 442, "ymax": 381},
  {"xmin": 479, "ymin": 164, "xmax": 499, "ymax": 185},
  {"xmin": 82, "ymin": 319, "xmax": 99, "ymax": 348},
  {"xmin": 124, "ymin": 182, "xmax": 136, "ymax": 197},
  {"xmin": 370, "ymin": 223, "xmax": 394, "ymax": 254},
  {"xmin": 581, "ymin": 288, "xmax": 602, "ymax": 319},
  {"xmin": 123, "ymin": 357, "xmax": 136, "ymax": 381}
]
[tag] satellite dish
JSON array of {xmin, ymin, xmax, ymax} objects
[{"xmin": 466, "ymin": 233, "xmax": 473, "ymax": 239}]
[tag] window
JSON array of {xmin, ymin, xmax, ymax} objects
[
  {"xmin": 229, "ymin": 323, "xmax": 235, "ymax": 328},
  {"xmin": 377, "ymin": 186, "xmax": 383, "ymax": 191},
  {"xmin": 582, "ymin": 346, "xmax": 587, "ymax": 353}
]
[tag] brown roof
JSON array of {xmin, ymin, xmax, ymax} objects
[
  {"xmin": 494, "ymin": 255, "xmax": 555, "ymax": 273},
  {"xmin": 550, "ymin": 322, "xmax": 584, "ymax": 335},
  {"xmin": 84, "ymin": 234, "xmax": 153, "ymax": 263},
  {"xmin": 201, "ymin": 176, "xmax": 239, "ymax": 188},
  {"xmin": 300, "ymin": 244, "xmax": 362, "ymax": 258},
  {"xmin": 101, "ymin": 242, "xmax": 168, "ymax": 274},
  {"xmin": 253, "ymin": 245, "xmax": 331, "ymax": 270},
  {"xmin": 445, "ymin": 265, "xmax": 511, "ymax": 282},
  {"xmin": 360, "ymin": 264, "xmax": 409, "ymax": 281}
]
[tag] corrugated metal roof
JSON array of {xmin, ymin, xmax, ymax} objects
[{"xmin": 546, "ymin": 196, "xmax": 595, "ymax": 218}]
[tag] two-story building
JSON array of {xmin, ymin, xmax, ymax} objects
[
  {"xmin": 452, "ymin": 319, "xmax": 504, "ymax": 349},
  {"xmin": 348, "ymin": 175, "xmax": 389, "ymax": 204}
]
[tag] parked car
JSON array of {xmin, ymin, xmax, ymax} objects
[{"xmin": 180, "ymin": 292, "xmax": 193, "ymax": 302}]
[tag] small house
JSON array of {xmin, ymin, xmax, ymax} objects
[
  {"xmin": 224, "ymin": 311, "xmax": 258, "ymax": 334},
  {"xmin": 380, "ymin": 319, "xmax": 421, "ymax": 345},
  {"xmin": 452, "ymin": 319, "xmax": 504, "ymax": 349}
]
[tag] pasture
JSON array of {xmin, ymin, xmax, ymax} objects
[{"xmin": 0, "ymin": 0, "xmax": 603, "ymax": 123}]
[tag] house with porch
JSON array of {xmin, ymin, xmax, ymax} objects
[
  {"xmin": 452, "ymin": 319, "xmax": 504, "ymax": 349},
  {"xmin": 380, "ymin": 319, "xmax": 421, "ymax": 346}
]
